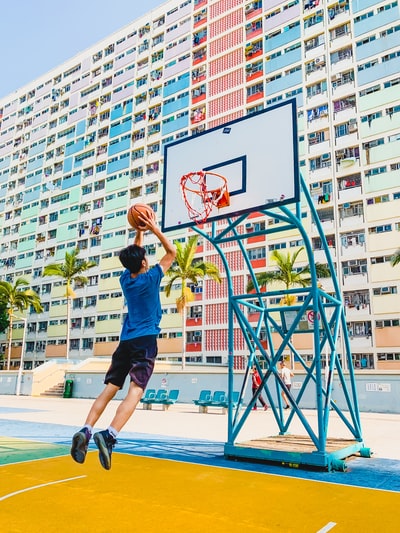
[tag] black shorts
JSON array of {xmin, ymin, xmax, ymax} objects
[{"xmin": 104, "ymin": 335, "xmax": 158, "ymax": 390}]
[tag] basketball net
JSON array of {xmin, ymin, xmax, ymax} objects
[{"xmin": 180, "ymin": 171, "xmax": 230, "ymax": 224}]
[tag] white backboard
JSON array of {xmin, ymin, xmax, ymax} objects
[{"xmin": 162, "ymin": 99, "xmax": 299, "ymax": 232}]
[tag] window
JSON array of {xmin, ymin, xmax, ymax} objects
[
  {"xmin": 187, "ymin": 331, "xmax": 202, "ymax": 343},
  {"xmin": 248, "ymin": 247, "xmax": 266, "ymax": 260},
  {"xmin": 82, "ymin": 338, "xmax": 94, "ymax": 350},
  {"xmin": 377, "ymin": 353, "xmax": 400, "ymax": 363},
  {"xmin": 369, "ymin": 224, "xmax": 392, "ymax": 234},
  {"xmin": 373, "ymin": 287, "xmax": 397, "ymax": 295},
  {"xmin": 347, "ymin": 321, "xmax": 372, "ymax": 337},
  {"xmin": 376, "ymin": 319, "xmax": 400, "ymax": 328},
  {"xmin": 269, "ymin": 242, "xmax": 287, "ymax": 251},
  {"xmin": 371, "ymin": 255, "xmax": 392, "ymax": 264}
]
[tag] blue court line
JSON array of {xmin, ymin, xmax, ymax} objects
[{"xmin": 1, "ymin": 418, "xmax": 399, "ymax": 492}]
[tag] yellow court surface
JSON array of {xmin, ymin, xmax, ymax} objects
[{"xmin": 1, "ymin": 450, "xmax": 399, "ymax": 533}]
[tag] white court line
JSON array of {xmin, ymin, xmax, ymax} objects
[
  {"xmin": 0, "ymin": 475, "xmax": 86, "ymax": 501},
  {"xmin": 317, "ymin": 522, "xmax": 337, "ymax": 533}
]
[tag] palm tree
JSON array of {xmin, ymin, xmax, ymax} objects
[
  {"xmin": 247, "ymin": 247, "xmax": 330, "ymax": 295},
  {"xmin": 164, "ymin": 235, "xmax": 222, "ymax": 369},
  {"xmin": 0, "ymin": 278, "xmax": 43, "ymax": 370},
  {"xmin": 391, "ymin": 249, "xmax": 400, "ymax": 267},
  {"xmin": 246, "ymin": 247, "xmax": 330, "ymax": 366},
  {"xmin": 43, "ymin": 248, "xmax": 96, "ymax": 360},
  {"xmin": 0, "ymin": 302, "xmax": 8, "ymax": 334},
  {"xmin": 0, "ymin": 302, "xmax": 8, "ymax": 370}
]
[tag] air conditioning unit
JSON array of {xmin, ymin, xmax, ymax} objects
[
  {"xmin": 84, "ymin": 222, "xmax": 90, "ymax": 228},
  {"xmin": 349, "ymin": 118, "xmax": 357, "ymax": 124}
]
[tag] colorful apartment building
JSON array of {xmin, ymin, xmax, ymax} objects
[{"xmin": 0, "ymin": 0, "xmax": 399, "ymax": 370}]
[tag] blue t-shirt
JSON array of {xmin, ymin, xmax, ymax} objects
[{"xmin": 119, "ymin": 264, "xmax": 164, "ymax": 341}]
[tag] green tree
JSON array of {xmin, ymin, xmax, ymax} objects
[
  {"xmin": 247, "ymin": 247, "xmax": 330, "ymax": 298},
  {"xmin": 246, "ymin": 247, "xmax": 330, "ymax": 365},
  {"xmin": 391, "ymin": 249, "xmax": 400, "ymax": 267},
  {"xmin": 0, "ymin": 302, "xmax": 8, "ymax": 333},
  {"xmin": 0, "ymin": 278, "xmax": 43, "ymax": 370},
  {"xmin": 0, "ymin": 302, "xmax": 9, "ymax": 369},
  {"xmin": 164, "ymin": 235, "xmax": 222, "ymax": 369},
  {"xmin": 43, "ymin": 248, "xmax": 96, "ymax": 360}
]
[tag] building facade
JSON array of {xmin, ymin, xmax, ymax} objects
[{"xmin": 0, "ymin": 0, "xmax": 399, "ymax": 370}]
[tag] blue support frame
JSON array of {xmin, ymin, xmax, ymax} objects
[{"xmin": 193, "ymin": 175, "xmax": 371, "ymax": 471}]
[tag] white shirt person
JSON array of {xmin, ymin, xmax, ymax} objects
[{"xmin": 279, "ymin": 361, "xmax": 294, "ymax": 409}]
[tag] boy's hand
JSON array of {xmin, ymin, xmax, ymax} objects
[{"xmin": 137, "ymin": 210, "xmax": 157, "ymax": 232}]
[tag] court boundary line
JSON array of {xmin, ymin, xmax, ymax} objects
[
  {"xmin": 0, "ymin": 475, "xmax": 86, "ymax": 501},
  {"xmin": 317, "ymin": 522, "xmax": 337, "ymax": 533}
]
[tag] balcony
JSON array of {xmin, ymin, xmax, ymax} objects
[
  {"xmin": 339, "ymin": 202, "xmax": 364, "ymax": 227},
  {"xmin": 186, "ymin": 316, "xmax": 203, "ymax": 327},
  {"xmin": 333, "ymin": 96, "xmax": 356, "ymax": 118},
  {"xmin": 311, "ymin": 206, "xmax": 334, "ymax": 232},
  {"xmin": 192, "ymin": 66, "xmax": 206, "ymax": 84},
  {"xmin": 246, "ymin": 19, "xmax": 263, "ymax": 40},
  {"xmin": 347, "ymin": 320, "xmax": 372, "ymax": 348},
  {"xmin": 342, "ymin": 265, "xmax": 368, "ymax": 288},
  {"xmin": 344, "ymin": 291, "xmax": 370, "ymax": 319},
  {"xmin": 245, "ymin": 40, "xmax": 262, "ymax": 61},
  {"xmin": 191, "ymin": 107, "xmax": 206, "ymax": 124},
  {"xmin": 341, "ymin": 232, "xmax": 365, "ymax": 256},
  {"xmin": 245, "ymin": 1, "xmax": 262, "ymax": 20},
  {"xmin": 192, "ymin": 47, "xmax": 206, "ymax": 65}
]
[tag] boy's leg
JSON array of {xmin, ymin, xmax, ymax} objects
[
  {"xmin": 71, "ymin": 383, "xmax": 119, "ymax": 464},
  {"xmin": 109, "ymin": 380, "xmax": 144, "ymax": 431},
  {"xmin": 93, "ymin": 381, "xmax": 144, "ymax": 470},
  {"xmin": 85, "ymin": 382, "xmax": 120, "ymax": 427}
]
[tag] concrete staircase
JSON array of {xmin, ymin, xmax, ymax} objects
[{"xmin": 41, "ymin": 382, "xmax": 65, "ymax": 397}]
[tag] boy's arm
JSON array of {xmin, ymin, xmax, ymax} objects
[
  {"xmin": 134, "ymin": 229, "xmax": 144, "ymax": 247},
  {"xmin": 153, "ymin": 225, "xmax": 176, "ymax": 273},
  {"xmin": 137, "ymin": 211, "xmax": 176, "ymax": 273}
]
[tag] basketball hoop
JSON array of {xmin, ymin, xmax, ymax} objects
[{"xmin": 180, "ymin": 171, "xmax": 230, "ymax": 224}]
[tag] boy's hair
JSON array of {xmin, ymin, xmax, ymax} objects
[{"xmin": 119, "ymin": 244, "xmax": 146, "ymax": 273}]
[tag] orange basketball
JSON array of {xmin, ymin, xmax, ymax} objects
[{"xmin": 127, "ymin": 203, "xmax": 155, "ymax": 229}]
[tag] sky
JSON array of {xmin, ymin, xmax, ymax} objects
[{"xmin": 0, "ymin": 0, "xmax": 165, "ymax": 99}]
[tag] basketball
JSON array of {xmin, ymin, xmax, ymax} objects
[{"xmin": 127, "ymin": 203, "xmax": 155, "ymax": 229}]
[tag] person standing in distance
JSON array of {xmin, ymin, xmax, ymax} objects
[
  {"xmin": 279, "ymin": 360, "xmax": 294, "ymax": 409},
  {"xmin": 70, "ymin": 209, "xmax": 176, "ymax": 469},
  {"xmin": 251, "ymin": 365, "xmax": 268, "ymax": 410}
]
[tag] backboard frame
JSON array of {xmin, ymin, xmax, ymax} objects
[{"xmin": 162, "ymin": 98, "xmax": 299, "ymax": 232}]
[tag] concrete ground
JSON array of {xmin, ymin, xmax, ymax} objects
[{"xmin": 1, "ymin": 394, "xmax": 400, "ymax": 461}]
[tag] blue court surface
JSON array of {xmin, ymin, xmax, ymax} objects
[{"xmin": 1, "ymin": 414, "xmax": 400, "ymax": 492}]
